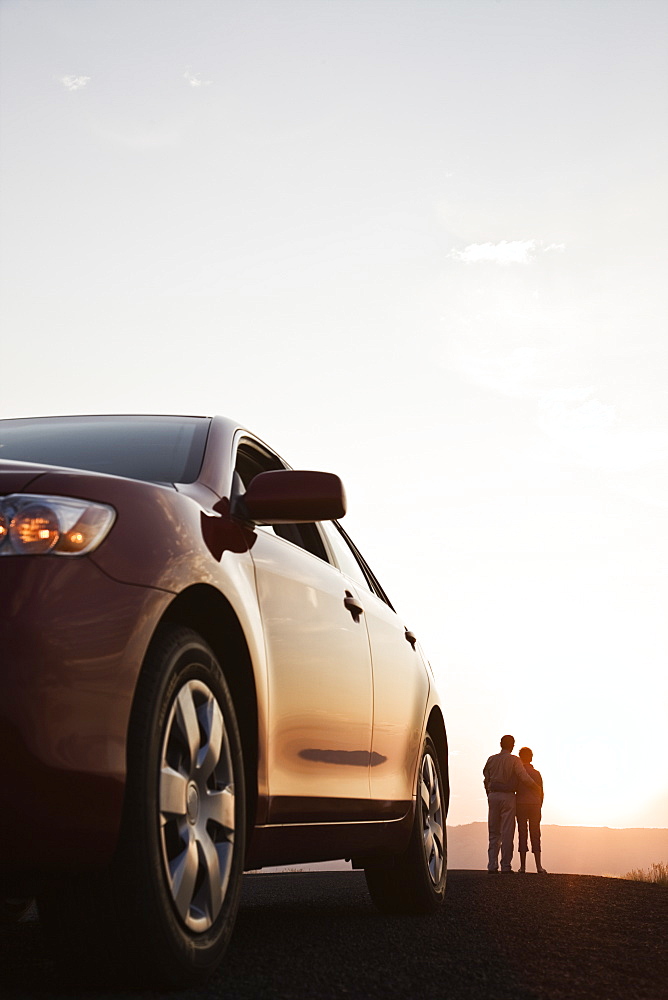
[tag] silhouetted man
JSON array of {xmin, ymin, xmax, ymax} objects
[
  {"xmin": 483, "ymin": 735, "xmax": 540, "ymax": 873},
  {"xmin": 516, "ymin": 746, "xmax": 547, "ymax": 873}
]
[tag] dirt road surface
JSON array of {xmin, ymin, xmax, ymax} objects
[{"xmin": 1, "ymin": 870, "xmax": 666, "ymax": 999}]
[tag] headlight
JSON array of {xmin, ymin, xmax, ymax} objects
[{"xmin": 0, "ymin": 495, "xmax": 116, "ymax": 557}]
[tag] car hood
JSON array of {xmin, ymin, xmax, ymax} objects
[{"xmin": 0, "ymin": 459, "xmax": 71, "ymax": 494}]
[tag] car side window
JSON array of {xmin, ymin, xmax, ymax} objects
[
  {"xmin": 320, "ymin": 521, "xmax": 395, "ymax": 609},
  {"xmin": 234, "ymin": 440, "xmax": 330, "ymax": 563},
  {"xmin": 320, "ymin": 521, "xmax": 372, "ymax": 591}
]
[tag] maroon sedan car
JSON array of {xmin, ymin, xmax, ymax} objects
[{"xmin": 0, "ymin": 414, "xmax": 448, "ymax": 986}]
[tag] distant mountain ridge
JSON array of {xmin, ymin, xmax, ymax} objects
[{"xmin": 447, "ymin": 822, "xmax": 668, "ymax": 876}]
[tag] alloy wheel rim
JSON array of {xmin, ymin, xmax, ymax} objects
[
  {"xmin": 159, "ymin": 678, "xmax": 235, "ymax": 932},
  {"xmin": 420, "ymin": 752, "xmax": 445, "ymax": 885}
]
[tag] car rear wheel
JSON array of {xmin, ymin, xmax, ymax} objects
[
  {"xmin": 39, "ymin": 626, "xmax": 246, "ymax": 988},
  {"xmin": 365, "ymin": 735, "xmax": 446, "ymax": 913}
]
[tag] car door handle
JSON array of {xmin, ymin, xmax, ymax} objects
[
  {"xmin": 404, "ymin": 629, "xmax": 417, "ymax": 649},
  {"xmin": 343, "ymin": 591, "xmax": 364, "ymax": 623}
]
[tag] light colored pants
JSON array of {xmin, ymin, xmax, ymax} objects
[{"xmin": 487, "ymin": 791, "xmax": 516, "ymax": 871}]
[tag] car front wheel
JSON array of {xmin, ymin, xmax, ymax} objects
[
  {"xmin": 365, "ymin": 735, "xmax": 446, "ymax": 913},
  {"xmin": 39, "ymin": 626, "xmax": 246, "ymax": 988}
]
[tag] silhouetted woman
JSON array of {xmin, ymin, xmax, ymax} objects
[{"xmin": 516, "ymin": 747, "xmax": 548, "ymax": 873}]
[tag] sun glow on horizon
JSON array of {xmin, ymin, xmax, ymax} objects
[{"xmin": 442, "ymin": 713, "xmax": 668, "ymax": 831}]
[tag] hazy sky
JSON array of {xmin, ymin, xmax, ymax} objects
[{"xmin": 1, "ymin": 0, "xmax": 666, "ymax": 830}]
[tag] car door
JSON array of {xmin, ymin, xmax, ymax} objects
[
  {"xmin": 234, "ymin": 440, "xmax": 374, "ymax": 823},
  {"xmin": 319, "ymin": 521, "xmax": 430, "ymax": 816}
]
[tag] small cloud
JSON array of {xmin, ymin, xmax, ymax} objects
[
  {"xmin": 183, "ymin": 70, "xmax": 212, "ymax": 88},
  {"xmin": 448, "ymin": 240, "xmax": 566, "ymax": 266},
  {"xmin": 59, "ymin": 75, "xmax": 91, "ymax": 91},
  {"xmin": 449, "ymin": 239, "xmax": 537, "ymax": 265}
]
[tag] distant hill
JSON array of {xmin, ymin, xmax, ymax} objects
[
  {"xmin": 447, "ymin": 822, "xmax": 668, "ymax": 876},
  {"xmin": 256, "ymin": 824, "xmax": 668, "ymax": 877}
]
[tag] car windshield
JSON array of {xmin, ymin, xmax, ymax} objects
[{"xmin": 0, "ymin": 415, "xmax": 210, "ymax": 484}]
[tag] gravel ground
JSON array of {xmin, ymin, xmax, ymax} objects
[{"xmin": 1, "ymin": 870, "xmax": 666, "ymax": 1000}]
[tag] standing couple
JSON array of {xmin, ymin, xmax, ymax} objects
[{"xmin": 483, "ymin": 734, "xmax": 548, "ymax": 874}]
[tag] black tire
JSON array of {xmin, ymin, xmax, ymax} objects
[
  {"xmin": 365, "ymin": 735, "xmax": 447, "ymax": 914},
  {"xmin": 39, "ymin": 626, "xmax": 246, "ymax": 988}
]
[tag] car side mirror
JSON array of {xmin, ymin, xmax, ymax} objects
[{"xmin": 236, "ymin": 470, "xmax": 346, "ymax": 524}]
